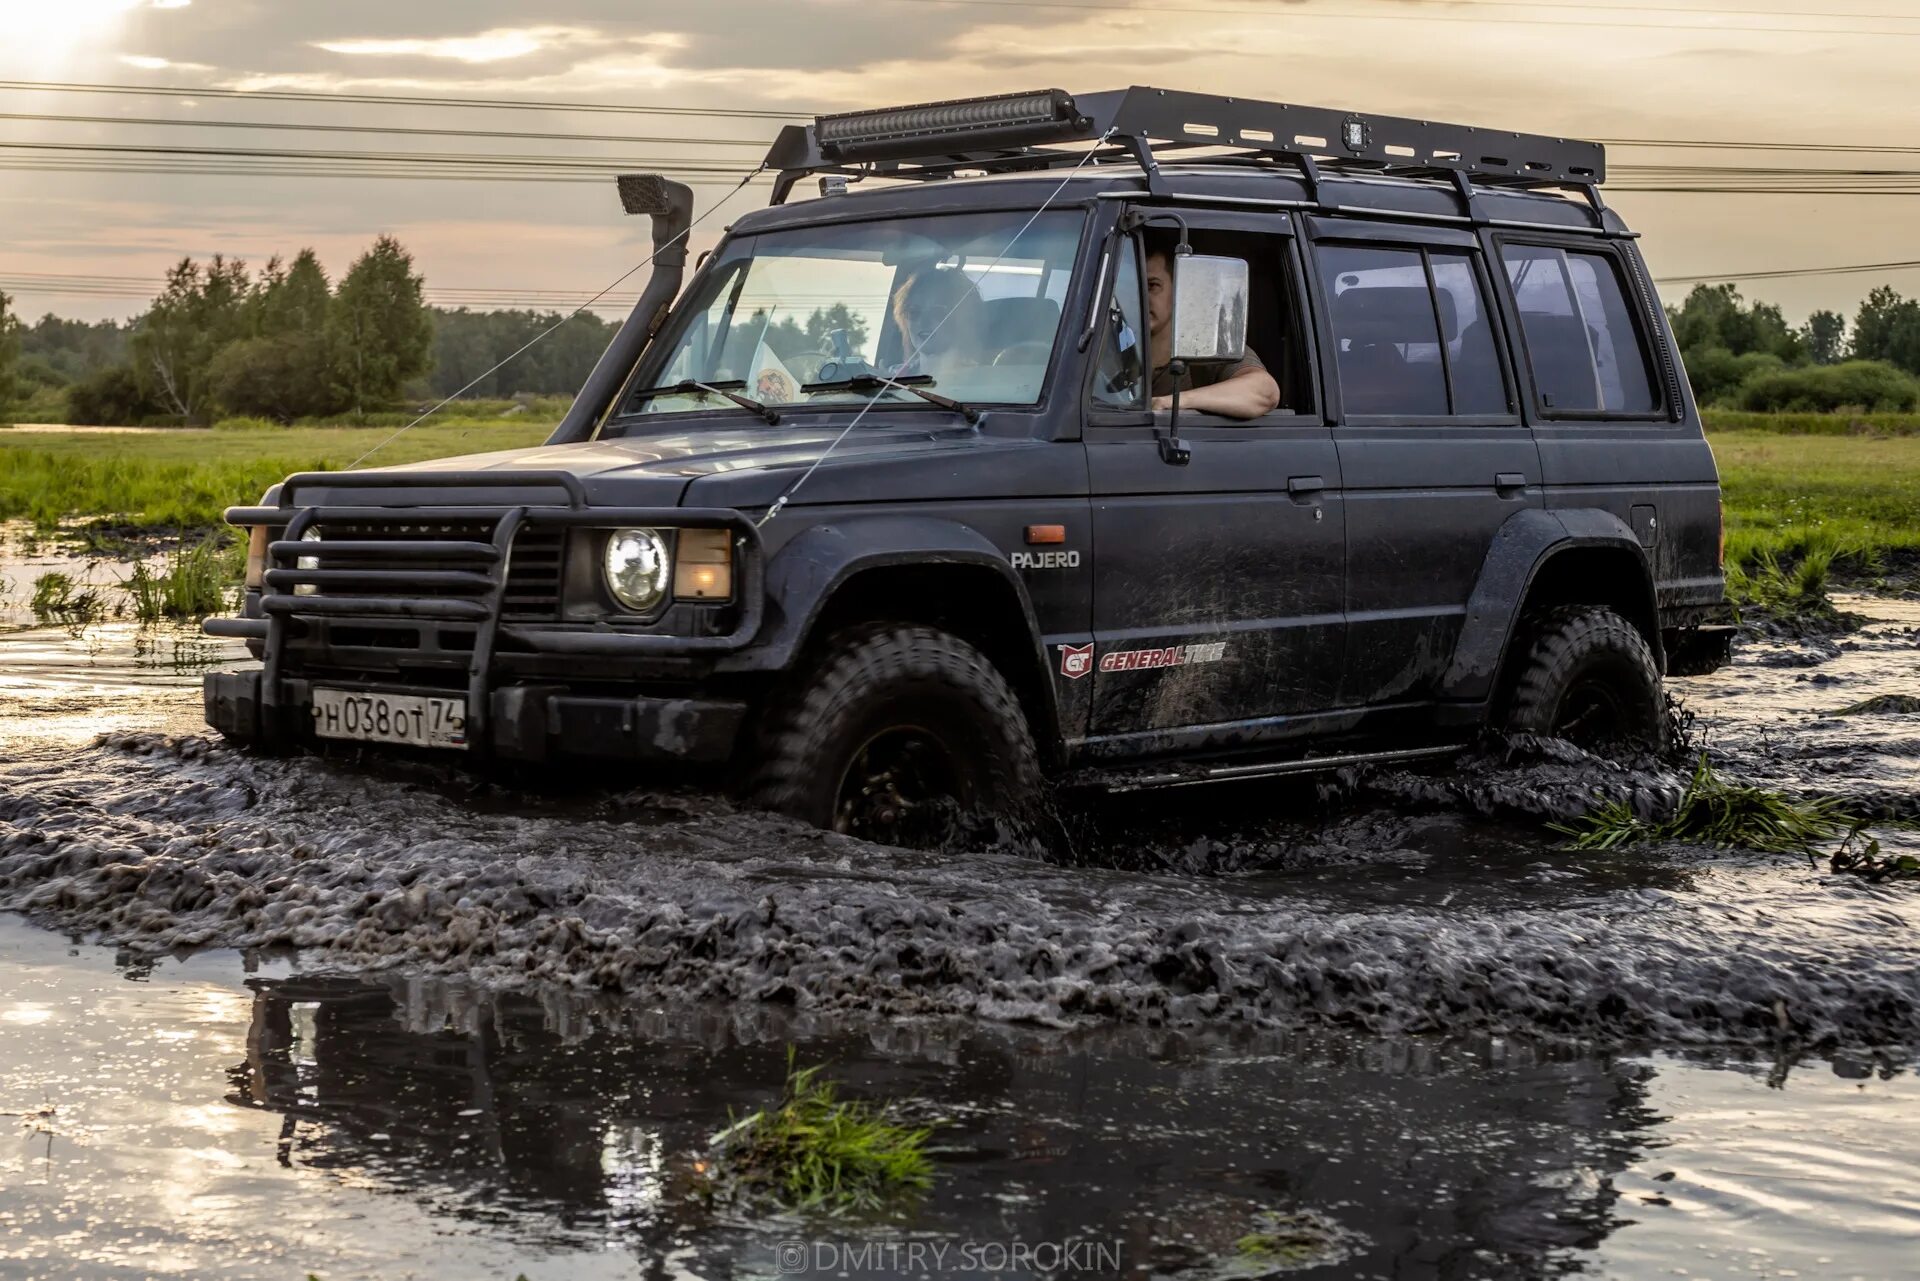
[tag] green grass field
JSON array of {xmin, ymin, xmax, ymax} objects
[
  {"xmin": 3, "ymin": 416, "xmax": 1916, "ymax": 587},
  {"xmin": 1712, "ymin": 432, "xmax": 1920, "ymax": 570},
  {"xmin": 0, "ymin": 420, "xmax": 552, "ymax": 531}
]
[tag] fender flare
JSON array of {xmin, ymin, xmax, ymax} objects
[
  {"xmin": 714, "ymin": 513, "xmax": 1059, "ymax": 732},
  {"xmin": 1439, "ymin": 508, "xmax": 1661, "ymax": 701}
]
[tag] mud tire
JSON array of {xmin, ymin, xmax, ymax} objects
[
  {"xmin": 1503, "ymin": 605, "xmax": 1667, "ymax": 754},
  {"xmin": 749, "ymin": 623, "xmax": 1045, "ymax": 846}
]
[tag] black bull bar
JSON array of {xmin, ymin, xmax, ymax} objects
[{"xmin": 203, "ymin": 471, "xmax": 765, "ymax": 753}]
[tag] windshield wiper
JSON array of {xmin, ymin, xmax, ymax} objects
[
  {"xmin": 799, "ymin": 373, "xmax": 980, "ymax": 425},
  {"xmin": 631, "ymin": 378, "xmax": 779, "ymax": 425}
]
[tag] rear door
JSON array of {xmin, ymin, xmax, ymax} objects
[
  {"xmin": 1083, "ymin": 212, "xmax": 1345, "ymax": 749},
  {"xmin": 1304, "ymin": 219, "xmax": 1540, "ymax": 708},
  {"xmin": 1492, "ymin": 238, "xmax": 1720, "ymax": 606}
]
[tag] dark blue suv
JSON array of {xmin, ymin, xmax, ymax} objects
[{"xmin": 205, "ymin": 87, "xmax": 1732, "ymax": 843}]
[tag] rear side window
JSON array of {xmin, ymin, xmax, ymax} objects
[
  {"xmin": 1318, "ymin": 245, "xmax": 1447, "ymax": 416},
  {"xmin": 1315, "ymin": 242, "xmax": 1510, "ymax": 418},
  {"xmin": 1501, "ymin": 244, "xmax": 1658, "ymax": 415}
]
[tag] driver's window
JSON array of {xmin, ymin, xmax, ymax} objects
[{"xmin": 1091, "ymin": 239, "xmax": 1147, "ymax": 411}]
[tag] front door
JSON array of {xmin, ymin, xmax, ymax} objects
[
  {"xmin": 1081, "ymin": 214, "xmax": 1345, "ymax": 753},
  {"xmin": 1303, "ymin": 221, "xmax": 1541, "ymax": 707}
]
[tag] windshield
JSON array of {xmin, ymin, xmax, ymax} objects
[{"xmin": 615, "ymin": 210, "xmax": 1083, "ymax": 421}]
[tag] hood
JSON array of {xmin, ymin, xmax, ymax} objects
[{"xmin": 349, "ymin": 420, "xmax": 1053, "ymax": 509}]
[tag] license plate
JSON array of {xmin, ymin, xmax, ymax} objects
[{"xmin": 310, "ymin": 687, "xmax": 467, "ymax": 749}]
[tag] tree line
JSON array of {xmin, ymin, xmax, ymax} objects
[
  {"xmin": 1667, "ymin": 284, "xmax": 1920, "ymax": 413},
  {"xmin": 0, "ymin": 239, "xmax": 622, "ymax": 426},
  {"xmin": 10, "ymin": 264, "xmax": 1920, "ymax": 423}
]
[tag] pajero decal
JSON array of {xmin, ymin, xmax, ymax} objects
[
  {"xmin": 1013, "ymin": 550, "xmax": 1081, "ymax": 571},
  {"xmin": 1098, "ymin": 642, "xmax": 1227, "ymax": 673}
]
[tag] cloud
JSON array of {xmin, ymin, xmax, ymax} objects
[
  {"xmin": 313, "ymin": 25, "xmax": 613, "ymax": 64},
  {"xmin": 120, "ymin": 53, "xmax": 213, "ymax": 71}
]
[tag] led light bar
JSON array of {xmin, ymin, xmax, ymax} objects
[{"xmin": 815, "ymin": 89, "xmax": 1085, "ymax": 162}]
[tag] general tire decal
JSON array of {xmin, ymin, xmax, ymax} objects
[
  {"xmin": 1098, "ymin": 642, "xmax": 1226, "ymax": 673},
  {"xmin": 1055, "ymin": 642, "xmax": 1227, "ymax": 680}
]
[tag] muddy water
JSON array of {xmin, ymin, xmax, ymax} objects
[
  {"xmin": 2, "ymin": 543, "xmax": 1918, "ymax": 1277},
  {"xmin": 6, "ymin": 918, "xmax": 1917, "ymax": 1281}
]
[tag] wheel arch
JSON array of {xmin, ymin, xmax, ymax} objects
[
  {"xmin": 719, "ymin": 514, "xmax": 1062, "ymax": 762},
  {"xmin": 1440, "ymin": 508, "xmax": 1663, "ymax": 703}
]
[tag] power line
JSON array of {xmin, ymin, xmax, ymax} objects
[
  {"xmin": 1655, "ymin": 260, "xmax": 1920, "ymax": 284},
  {"xmin": 0, "ymin": 159, "xmax": 764, "ymax": 187},
  {"xmin": 900, "ymin": 0, "xmax": 1920, "ymax": 37},
  {"xmin": 0, "ymin": 138, "xmax": 752, "ymax": 170},
  {"xmin": 1605, "ymin": 138, "xmax": 1920, "ymax": 155},
  {"xmin": 0, "ymin": 110, "xmax": 767, "ymax": 149},
  {"xmin": 0, "ymin": 79, "xmax": 811, "ymax": 120}
]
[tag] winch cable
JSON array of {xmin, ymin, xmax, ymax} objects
[
  {"xmin": 757, "ymin": 128, "xmax": 1119, "ymax": 529},
  {"xmin": 349, "ymin": 163, "xmax": 768, "ymax": 468}
]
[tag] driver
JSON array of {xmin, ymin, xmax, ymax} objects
[
  {"xmin": 888, "ymin": 267, "xmax": 990, "ymax": 379},
  {"xmin": 1144, "ymin": 238, "xmax": 1281, "ymax": 420}
]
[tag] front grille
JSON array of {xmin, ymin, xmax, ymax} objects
[{"xmin": 307, "ymin": 518, "xmax": 563, "ymax": 620}]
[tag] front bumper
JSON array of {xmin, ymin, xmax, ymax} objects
[
  {"xmin": 205, "ymin": 473, "xmax": 768, "ymax": 760},
  {"xmin": 204, "ymin": 670, "xmax": 747, "ymax": 764}
]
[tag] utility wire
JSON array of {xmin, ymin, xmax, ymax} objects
[
  {"xmin": 0, "ymin": 110, "xmax": 766, "ymax": 148},
  {"xmin": 347, "ymin": 166, "xmax": 766, "ymax": 467},
  {"xmin": 0, "ymin": 159, "xmax": 763, "ymax": 186},
  {"xmin": 0, "ymin": 79, "xmax": 811, "ymax": 120},
  {"xmin": 0, "ymin": 139, "xmax": 752, "ymax": 169},
  {"xmin": 900, "ymin": 0, "xmax": 1920, "ymax": 37},
  {"xmin": 759, "ymin": 131, "xmax": 1118, "ymax": 528},
  {"xmin": 1655, "ymin": 259, "xmax": 1920, "ymax": 284}
]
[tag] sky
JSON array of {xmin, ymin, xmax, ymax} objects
[{"xmin": 4, "ymin": 0, "xmax": 1920, "ymax": 327}]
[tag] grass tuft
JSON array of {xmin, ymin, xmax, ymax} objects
[
  {"xmin": 29, "ymin": 572, "xmax": 106, "ymax": 623},
  {"xmin": 1723, "ymin": 542, "xmax": 1845, "ymax": 620},
  {"xmin": 1230, "ymin": 1209, "xmax": 1355, "ymax": 1274},
  {"xmin": 1829, "ymin": 827, "xmax": 1920, "ymax": 882},
  {"xmin": 1833, "ymin": 694, "xmax": 1920, "ymax": 717},
  {"xmin": 127, "ymin": 535, "xmax": 243, "ymax": 621},
  {"xmin": 1552, "ymin": 754, "xmax": 1854, "ymax": 855},
  {"xmin": 705, "ymin": 1050, "xmax": 934, "ymax": 1213}
]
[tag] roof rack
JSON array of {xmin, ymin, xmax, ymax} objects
[{"xmin": 763, "ymin": 86, "xmax": 1608, "ymax": 222}]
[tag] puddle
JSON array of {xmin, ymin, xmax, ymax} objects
[
  {"xmin": 0, "ymin": 530, "xmax": 251, "ymax": 751},
  {"xmin": 4, "ymin": 917, "xmax": 1916, "ymax": 1280},
  {"xmin": 1, "ymin": 547, "xmax": 1918, "ymax": 1275}
]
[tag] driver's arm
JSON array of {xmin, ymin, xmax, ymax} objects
[{"xmin": 1151, "ymin": 365, "xmax": 1281, "ymax": 420}]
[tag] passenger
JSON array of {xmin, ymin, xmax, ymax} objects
[
  {"xmin": 1144, "ymin": 243, "xmax": 1281, "ymax": 420},
  {"xmin": 889, "ymin": 267, "xmax": 990, "ymax": 379}
]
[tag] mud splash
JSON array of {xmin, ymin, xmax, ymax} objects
[
  {"xmin": 1, "ymin": 721, "xmax": 1915, "ymax": 1049},
  {"xmin": 2, "ymin": 544, "xmax": 1917, "ymax": 1052}
]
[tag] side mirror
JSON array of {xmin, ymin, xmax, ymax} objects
[{"xmin": 1171, "ymin": 254, "xmax": 1250, "ymax": 365}]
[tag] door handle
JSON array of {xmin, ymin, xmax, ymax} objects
[
  {"xmin": 1287, "ymin": 475, "xmax": 1325, "ymax": 497},
  {"xmin": 1495, "ymin": 472, "xmax": 1527, "ymax": 497}
]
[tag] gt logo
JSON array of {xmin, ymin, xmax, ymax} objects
[
  {"xmin": 1058, "ymin": 644, "xmax": 1094, "ymax": 680},
  {"xmin": 1013, "ymin": 550, "xmax": 1080, "ymax": 571}
]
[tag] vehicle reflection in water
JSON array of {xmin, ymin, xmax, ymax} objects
[
  {"xmin": 6, "ymin": 918, "xmax": 1919, "ymax": 1279},
  {"xmin": 212, "ymin": 969, "xmax": 1729, "ymax": 1279}
]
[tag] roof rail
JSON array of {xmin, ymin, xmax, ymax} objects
[{"xmin": 763, "ymin": 85, "xmax": 1606, "ymax": 208}]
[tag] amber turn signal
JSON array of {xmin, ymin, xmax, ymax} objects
[
  {"xmin": 673, "ymin": 527, "xmax": 734, "ymax": 600},
  {"xmin": 244, "ymin": 525, "xmax": 270, "ymax": 590},
  {"xmin": 1025, "ymin": 524, "xmax": 1066, "ymax": 545}
]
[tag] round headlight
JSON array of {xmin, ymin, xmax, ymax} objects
[
  {"xmin": 604, "ymin": 528, "xmax": 671, "ymax": 612},
  {"xmin": 294, "ymin": 526, "xmax": 322, "ymax": 596}
]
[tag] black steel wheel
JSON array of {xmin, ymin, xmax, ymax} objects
[
  {"xmin": 1503, "ymin": 604, "xmax": 1666, "ymax": 753},
  {"xmin": 749, "ymin": 623, "xmax": 1043, "ymax": 847}
]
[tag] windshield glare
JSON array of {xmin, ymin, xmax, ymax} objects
[{"xmin": 619, "ymin": 210, "xmax": 1083, "ymax": 420}]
